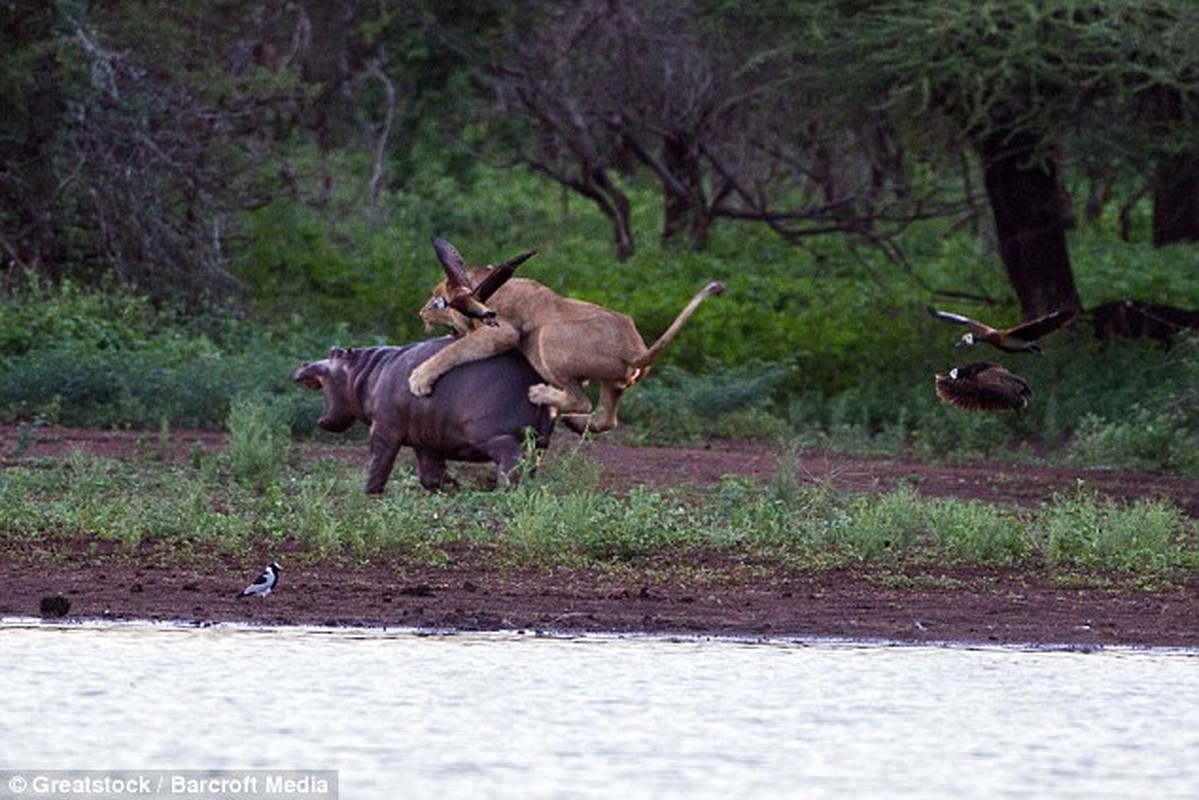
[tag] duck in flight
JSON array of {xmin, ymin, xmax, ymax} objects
[
  {"xmin": 934, "ymin": 362, "xmax": 1032, "ymax": 412},
  {"xmin": 927, "ymin": 306, "xmax": 1074, "ymax": 355}
]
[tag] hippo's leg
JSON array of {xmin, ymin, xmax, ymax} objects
[
  {"xmin": 365, "ymin": 434, "xmax": 402, "ymax": 495},
  {"xmin": 483, "ymin": 434, "xmax": 531, "ymax": 487},
  {"xmin": 414, "ymin": 450, "xmax": 455, "ymax": 491}
]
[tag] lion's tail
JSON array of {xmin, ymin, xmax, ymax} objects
[{"xmin": 633, "ymin": 281, "xmax": 726, "ymax": 371}]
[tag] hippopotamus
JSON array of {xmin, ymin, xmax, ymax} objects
[{"xmin": 293, "ymin": 338, "xmax": 554, "ymax": 492}]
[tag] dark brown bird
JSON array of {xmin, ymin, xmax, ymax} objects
[
  {"xmin": 927, "ymin": 306, "xmax": 1073, "ymax": 355},
  {"xmin": 934, "ymin": 362, "xmax": 1032, "ymax": 412},
  {"xmin": 431, "ymin": 238, "xmax": 537, "ymax": 326}
]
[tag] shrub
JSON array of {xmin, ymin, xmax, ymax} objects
[
  {"xmin": 1067, "ymin": 408, "xmax": 1199, "ymax": 476},
  {"xmin": 1038, "ymin": 490, "xmax": 1191, "ymax": 572},
  {"xmin": 227, "ymin": 394, "xmax": 292, "ymax": 491}
]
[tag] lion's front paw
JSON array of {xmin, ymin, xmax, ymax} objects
[
  {"xmin": 527, "ymin": 383, "xmax": 562, "ymax": 406},
  {"xmin": 408, "ymin": 366, "xmax": 435, "ymax": 397}
]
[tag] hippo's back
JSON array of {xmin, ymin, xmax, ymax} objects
[{"xmin": 376, "ymin": 338, "xmax": 554, "ymax": 460}]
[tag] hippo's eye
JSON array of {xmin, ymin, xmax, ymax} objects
[{"xmin": 427, "ymin": 297, "xmax": 448, "ymax": 311}]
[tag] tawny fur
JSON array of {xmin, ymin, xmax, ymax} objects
[{"xmin": 409, "ymin": 265, "xmax": 724, "ymax": 434}]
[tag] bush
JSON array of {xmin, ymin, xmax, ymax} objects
[
  {"xmin": 1066, "ymin": 385, "xmax": 1199, "ymax": 477},
  {"xmin": 1039, "ymin": 490, "xmax": 1190, "ymax": 572},
  {"xmin": 3, "ymin": 168, "xmax": 1197, "ymax": 476},
  {"xmin": 227, "ymin": 394, "xmax": 292, "ymax": 491},
  {"xmin": 0, "ymin": 340, "xmax": 301, "ymax": 429}
]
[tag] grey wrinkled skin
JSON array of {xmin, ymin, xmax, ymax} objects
[{"xmin": 294, "ymin": 338, "xmax": 554, "ymax": 493}]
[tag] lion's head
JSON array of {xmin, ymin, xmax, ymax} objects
[{"xmin": 420, "ymin": 285, "xmax": 479, "ymax": 337}]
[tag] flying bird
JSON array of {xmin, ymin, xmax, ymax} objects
[
  {"xmin": 927, "ymin": 306, "xmax": 1073, "ymax": 355},
  {"xmin": 237, "ymin": 561, "xmax": 281, "ymax": 599},
  {"xmin": 934, "ymin": 362, "xmax": 1032, "ymax": 412},
  {"xmin": 431, "ymin": 237, "xmax": 537, "ymax": 326}
]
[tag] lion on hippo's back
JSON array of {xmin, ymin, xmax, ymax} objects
[{"xmin": 408, "ymin": 238, "xmax": 724, "ymax": 435}]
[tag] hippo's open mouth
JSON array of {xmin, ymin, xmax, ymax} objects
[{"xmin": 293, "ymin": 365, "xmax": 325, "ymax": 390}]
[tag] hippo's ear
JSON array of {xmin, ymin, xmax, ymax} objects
[{"xmin": 432, "ymin": 237, "xmax": 472, "ymax": 291}]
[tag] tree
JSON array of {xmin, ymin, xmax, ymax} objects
[
  {"xmin": 0, "ymin": 1, "xmax": 310, "ymax": 301},
  {"xmin": 1145, "ymin": 88, "xmax": 1199, "ymax": 247},
  {"xmin": 839, "ymin": 0, "xmax": 1199, "ymax": 317},
  {"xmin": 453, "ymin": 0, "xmax": 960, "ymax": 260},
  {"xmin": 0, "ymin": 1, "xmax": 71, "ymax": 287}
]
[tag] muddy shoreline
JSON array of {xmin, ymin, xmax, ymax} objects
[
  {"xmin": 2, "ymin": 425, "xmax": 1198, "ymax": 648},
  {"xmin": 5, "ymin": 547, "xmax": 1197, "ymax": 649}
]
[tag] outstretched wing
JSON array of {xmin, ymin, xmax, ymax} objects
[
  {"xmin": 927, "ymin": 306, "xmax": 989, "ymax": 334},
  {"xmin": 475, "ymin": 249, "xmax": 537, "ymax": 302},
  {"xmin": 1007, "ymin": 309, "xmax": 1074, "ymax": 341},
  {"xmin": 935, "ymin": 362, "xmax": 1032, "ymax": 412},
  {"xmin": 432, "ymin": 237, "xmax": 472, "ymax": 290},
  {"xmin": 431, "ymin": 237, "xmax": 499, "ymax": 325}
]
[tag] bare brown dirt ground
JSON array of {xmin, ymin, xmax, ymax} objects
[{"xmin": 3, "ymin": 424, "xmax": 1198, "ymax": 648}]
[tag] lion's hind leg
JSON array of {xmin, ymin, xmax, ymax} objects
[
  {"xmin": 527, "ymin": 380, "xmax": 625, "ymax": 435},
  {"xmin": 586, "ymin": 380, "xmax": 626, "ymax": 434},
  {"xmin": 528, "ymin": 379, "xmax": 597, "ymax": 434}
]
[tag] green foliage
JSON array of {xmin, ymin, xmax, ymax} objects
[
  {"xmin": 0, "ymin": 338, "xmax": 300, "ymax": 430},
  {"xmin": 227, "ymin": 394, "xmax": 291, "ymax": 491},
  {"xmin": 502, "ymin": 483, "xmax": 699, "ymax": 564},
  {"xmin": 3, "ymin": 157, "xmax": 1199, "ymax": 473},
  {"xmin": 705, "ymin": 479, "xmax": 1033, "ymax": 568},
  {"xmin": 3, "ymin": 447, "xmax": 1192, "ymax": 582},
  {"xmin": 818, "ymin": 487, "xmax": 1032, "ymax": 567},
  {"xmin": 851, "ymin": 0, "xmax": 1199, "ymax": 166},
  {"xmin": 1039, "ymin": 489, "xmax": 1191, "ymax": 572},
  {"xmin": 621, "ymin": 361, "xmax": 795, "ymax": 444},
  {"xmin": 233, "ymin": 151, "xmax": 569, "ymax": 339},
  {"xmin": 0, "ymin": 278, "xmax": 160, "ymax": 358},
  {"xmin": 1067, "ymin": 408, "xmax": 1199, "ymax": 475},
  {"xmin": 1070, "ymin": 232, "xmax": 1199, "ymax": 304},
  {"xmin": 0, "ymin": 280, "xmax": 318, "ymax": 429}
]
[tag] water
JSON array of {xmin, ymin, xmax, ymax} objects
[{"xmin": 1, "ymin": 621, "xmax": 1196, "ymax": 799}]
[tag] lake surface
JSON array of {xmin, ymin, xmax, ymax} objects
[{"xmin": 1, "ymin": 621, "xmax": 1196, "ymax": 799}]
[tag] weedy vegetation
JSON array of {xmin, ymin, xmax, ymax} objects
[
  {"xmin": 0, "ymin": 397, "xmax": 1194, "ymax": 587},
  {"xmin": 1, "ymin": 169, "xmax": 1197, "ymax": 587}
]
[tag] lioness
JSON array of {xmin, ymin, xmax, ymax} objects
[{"xmin": 408, "ymin": 239, "xmax": 725, "ymax": 434}]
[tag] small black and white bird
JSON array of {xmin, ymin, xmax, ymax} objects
[{"xmin": 237, "ymin": 561, "xmax": 281, "ymax": 599}]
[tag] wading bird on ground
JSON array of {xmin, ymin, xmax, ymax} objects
[{"xmin": 237, "ymin": 561, "xmax": 281, "ymax": 599}]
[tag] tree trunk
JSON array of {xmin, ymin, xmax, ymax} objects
[
  {"xmin": 1152, "ymin": 154, "xmax": 1199, "ymax": 247},
  {"xmin": 591, "ymin": 168, "xmax": 635, "ymax": 261},
  {"xmin": 4, "ymin": 11, "xmax": 68, "ymax": 285},
  {"xmin": 976, "ymin": 129, "xmax": 1081, "ymax": 319},
  {"xmin": 1147, "ymin": 87, "xmax": 1199, "ymax": 247},
  {"xmin": 526, "ymin": 161, "xmax": 635, "ymax": 260},
  {"xmin": 572, "ymin": 167, "xmax": 634, "ymax": 261},
  {"xmin": 659, "ymin": 132, "xmax": 711, "ymax": 250}
]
